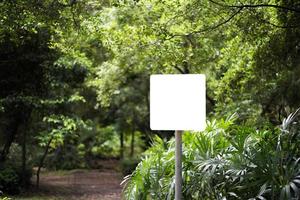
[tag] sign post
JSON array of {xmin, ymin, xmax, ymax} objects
[
  {"xmin": 175, "ymin": 130, "xmax": 183, "ymax": 200},
  {"xmin": 150, "ymin": 74, "xmax": 206, "ymax": 200}
]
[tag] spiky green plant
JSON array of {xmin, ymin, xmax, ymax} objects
[{"xmin": 123, "ymin": 110, "xmax": 300, "ymax": 200}]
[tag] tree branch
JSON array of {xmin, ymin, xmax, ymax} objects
[
  {"xmin": 208, "ymin": 0, "xmax": 300, "ymax": 13},
  {"xmin": 165, "ymin": 0, "xmax": 300, "ymax": 39},
  {"xmin": 174, "ymin": 64, "xmax": 185, "ymax": 74},
  {"xmin": 191, "ymin": 7, "xmax": 243, "ymax": 35},
  {"xmin": 255, "ymin": 13, "xmax": 300, "ymax": 29},
  {"xmin": 169, "ymin": 7, "xmax": 243, "ymax": 38}
]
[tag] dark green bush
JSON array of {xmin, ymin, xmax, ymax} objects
[
  {"xmin": 45, "ymin": 144, "xmax": 85, "ymax": 170},
  {"xmin": 121, "ymin": 158, "xmax": 140, "ymax": 176},
  {"xmin": 0, "ymin": 166, "xmax": 20, "ymax": 195},
  {"xmin": 0, "ymin": 196, "xmax": 11, "ymax": 200},
  {"xmin": 0, "ymin": 163, "xmax": 32, "ymax": 195}
]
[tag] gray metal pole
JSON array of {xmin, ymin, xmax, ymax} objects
[{"xmin": 175, "ymin": 130, "xmax": 183, "ymax": 200}]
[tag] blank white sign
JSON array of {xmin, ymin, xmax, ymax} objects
[{"xmin": 150, "ymin": 74, "xmax": 206, "ymax": 131}]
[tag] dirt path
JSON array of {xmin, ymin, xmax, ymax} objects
[{"xmin": 34, "ymin": 160, "xmax": 124, "ymax": 200}]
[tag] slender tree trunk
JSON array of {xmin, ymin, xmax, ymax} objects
[
  {"xmin": 130, "ymin": 131, "xmax": 135, "ymax": 157},
  {"xmin": 36, "ymin": 136, "xmax": 53, "ymax": 189},
  {"xmin": 0, "ymin": 116, "xmax": 22, "ymax": 162},
  {"xmin": 0, "ymin": 135, "xmax": 15, "ymax": 162},
  {"xmin": 21, "ymin": 128, "xmax": 27, "ymax": 186},
  {"xmin": 120, "ymin": 131, "xmax": 124, "ymax": 159},
  {"xmin": 143, "ymin": 89, "xmax": 152, "ymax": 147}
]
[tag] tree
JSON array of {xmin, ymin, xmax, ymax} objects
[
  {"xmin": 94, "ymin": 0, "xmax": 300, "ymax": 125},
  {"xmin": 0, "ymin": 0, "xmax": 97, "ymax": 188}
]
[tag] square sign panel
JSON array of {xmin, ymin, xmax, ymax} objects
[{"xmin": 150, "ymin": 74, "xmax": 206, "ymax": 131}]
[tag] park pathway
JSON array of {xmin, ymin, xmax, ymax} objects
[{"xmin": 37, "ymin": 160, "xmax": 123, "ymax": 200}]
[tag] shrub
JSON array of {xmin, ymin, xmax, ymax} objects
[
  {"xmin": 45, "ymin": 144, "xmax": 85, "ymax": 170},
  {"xmin": 0, "ymin": 162, "xmax": 32, "ymax": 195},
  {"xmin": 44, "ymin": 125, "xmax": 121, "ymax": 170},
  {"xmin": 0, "ymin": 197, "xmax": 11, "ymax": 200},
  {"xmin": 123, "ymin": 110, "xmax": 300, "ymax": 199},
  {"xmin": 0, "ymin": 166, "xmax": 20, "ymax": 195},
  {"xmin": 121, "ymin": 158, "xmax": 140, "ymax": 176}
]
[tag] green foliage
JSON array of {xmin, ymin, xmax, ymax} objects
[
  {"xmin": 0, "ymin": 167, "xmax": 20, "ymax": 195},
  {"xmin": 2, "ymin": 0, "xmax": 300, "ymax": 196},
  {"xmin": 121, "ymin": 158, "xmax": 141, "ymax": 176},
  {"xmin": 93, "ymin": 0, "xmax": 300, "ymax": 125},
  {"xmin": 0, "ymin": 197, "xmax": 11, "ymax": 200},
  {"xmin": 43, "ymin": 123, "xmax": 120, "ymax": 170},
  {"xmin": 37, "ymin": 115, "xmax": 86, "ymax": 148},
  {"xmin": 0, "ymin": 144, "xmax": 32, "ymax": 195},
  {"xmin": 124, "ymin": 110, "xmax": 300, "ymax": 199},
  {"xmin": 88, "ymin": 126, "xmax": 120, "ymax": 158},
  {"xmin": 0, "ymin": 0, "xmax": 97, "ymax": 173},
  {"xmin": 0, "ymin": 162, "xmax": 31, "ymax": 195}
]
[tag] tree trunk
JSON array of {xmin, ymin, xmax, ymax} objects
[
  {"xmin": 0, "ymin": 115, "xmax": 22, "ymax": 163},
  {"xmin": 21, "ymin": 128, "xmax": 27, "ymax": 186},
  {"xmin": 130, "ymin": 131, "xmax": 135, "ymax": 157},
  {"xmin": 0, "ymin": 135, "xmax": 16, "ymax": 163},
  {"xmin": 120, "ymin": 131, "xmax": 124, "ymax": 159},
  {"xmin": 36, "ymin": 136, "xmax": 53, "ymax": 189}
]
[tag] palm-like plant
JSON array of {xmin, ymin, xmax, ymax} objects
[{"xmin": 123, "ymin": 109, "xmax": 300, "ymax": 200}]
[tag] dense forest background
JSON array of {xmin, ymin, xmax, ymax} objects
[{"xmin": 1, "ymin": 0, "xmax": 300, "ymax": 199}]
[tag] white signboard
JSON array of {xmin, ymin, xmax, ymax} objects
[{"xmin": 150, "ymin": 74, "xmax": 206, "ymax": 131}]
